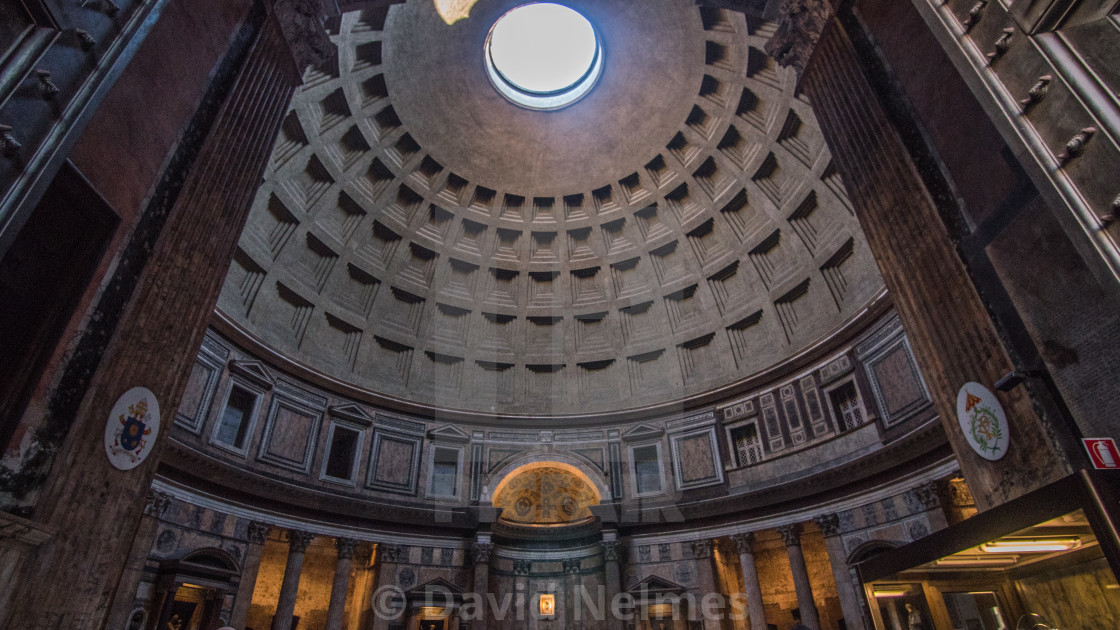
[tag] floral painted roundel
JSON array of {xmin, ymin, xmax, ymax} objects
[
  {"xmin": 104, "ymin": 386, "xmax": 161, "ymax": 471},
  {"xmin": 955, "ymin": 382, "xmax": 1009, "ymax": 461}
]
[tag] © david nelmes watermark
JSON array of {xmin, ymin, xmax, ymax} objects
[{"xmin": 372, "ymin": 584, "xmax": 749, "ymax": 621}]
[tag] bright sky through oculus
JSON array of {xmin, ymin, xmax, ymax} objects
[{"xmin": 488, "ymin": 3, "xmax": 598, "ymax": 95}]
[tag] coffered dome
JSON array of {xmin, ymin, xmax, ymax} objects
[{"xmin": 217, "ymin": 0, "xmax": 884, "ymax": 417}]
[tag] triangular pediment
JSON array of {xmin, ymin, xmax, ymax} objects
[
  {"xmin": 406, "ymin": 577, "xmax": 465, "ymax": 600},
  {"xmin": 621, "ymin": 423, "xmax": 663, "ymax": 441},
  {"xmin": 428, "ymin": 424, "xmax": 471, "ymax": 443},
  {"xmin": 328, "ymin": 403, "xmax": 373, "ymax": 427},
  {"xmin": 627, "ymin": 574, "xmax": 686, "ymax": 596},
  {"xmin": 228, "ymin": 360, "xmax": 275, "ymax": 390}
]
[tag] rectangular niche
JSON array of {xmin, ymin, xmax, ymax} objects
[
  {"xmin": 478, "ymin": 312, "xmax": 516, "ymax": 353},
  {"xmin": 473, "ymin": 360, "xmax": 515, "ymax": 405},
  {"xmin": 526, "ymin": 363, "xmax": 565, "ymax": 402},
  {"xmin": 432, "ymin": 303, "xmax": 470, "ymax": 346},
  {"xmin": 379, "ymin": 287, "xmax": 424, "ymax": 336},
  {"xmin": 626, "ymin": 349, "xmax": 671, "ymax": 395},
  {"xmin": 676, "ymin": 332, "xmax": 716, "ymax": 384},
  {"xmin": 257, "ymin": 384, "xmax": 326, "ymax": 474},
  {"xmin": 629, "ymin": 442, "xmax": 666, "ymax": 497},
  {"xmin": 355, "ymin": 220, "xmax": 401, "ymax": 271},
  {"xmin": 575, "ymin": 311, "xmax": 611, "ymax": 354},
  {"xmin": 367, "ymin": 429, "xmax": 422, "ymax": 495},
  {"xmin": 368, "ymin": 336, "xmax": 413, "ymax": 385},
  {"xmin": 567, "ymin": 227, "xmax": 597, "ymax": 262},
  {"xmin": 578, "ymin": 360, "xmax": 617, "ymax": 401},
  {"xmin": 670, "ymin": 427, "xmax": 723, "ymax": 490},
  {"xmin": 571, "ymin": 267, "xmax": 606, "ymax": 306},
  {"xmin": 526, "ymin": 316, "xmax": 563, "ymax": 355},
  {"xmin": 175, "ymin": 353, "xmax": 223, "ymax": 433},
  {"xmin": 663, "ymin": 284, "xmax": 704, "ymax": 334},
  {"xmin": 320, "ymin": 420, "xmax": 365, "ymax": 484},
  {"xmin": 619, "ymin": 300, "xmax": 658, "ymax": 346},
  {"xmin": 528, "ymin": 270, "xmax": 561, "ymax": 306},
  {"xmin": 441, "ymin": 258, "xmax": 479, "ymax": 300},
  {"xmin": 610, "ymin": 257, "xmax": 647, "ymax": 298},
  {"xmin": 485, "ymin": 267, "xmax": 519, "ymax": 307},
  {"xmin": 424, "ymin": 351, "xmax": 464, "ymax": 399}
]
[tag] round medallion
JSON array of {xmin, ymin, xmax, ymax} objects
[
  {"xmin": 956, "ymin": 382, "xmax": 1009, "ymax": 461},
  {"xmin": 104, "ymin": 386, "xmax": 161, "ymax": 470}
]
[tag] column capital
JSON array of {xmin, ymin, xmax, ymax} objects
[
  {"xmin": 380, "ymin": 544, "xmax": 406, "ymax": 564},
  {"xmin": 599, "ymin": 540, "xmax": 624, "ymax": 562},
  {"xmin": 512, "ymin": 559, "xmax": 532, "ymax": 575},
  {"xmin": 913, "ymin": 480, "xmax": 945, "ymax": 510},
  {"xmin": 730, "ymin": 532, "xmax": 757, "ymax": 554},
  {"xmin": 143, "ymin": 491, "xmax": 172, "ymax": 517},
  {"xmin": 814, "ymin": 513, "xmax": 841, "ymax": 538},
  {"xmin": 563, "ymin": 558, "xmax": 581, "ymax": 575},
  {"xmin": 335, "ymin": 537, "xmax": 359, "ymax": 559},
  {"xmin": 288, "ymin": 530, "xmax": 316, "ymax": 553},
  {"xmin": 354, "ymin": 544, "xmax": 373, "ymax": 564},
  {"xmin": 777, "ymin": 523, "xmax": 803, "ymax": 547},
  {"xmin": 471, "ymin": 542, "xmax": 494, "ymax": 564},
  {"xmin": 247, "ymin": 521, "xmax": 273, "ymax": 545},
  {"xmin": 764, "ymin": 0, "xmax": 837, "ymax": 77},
  {"xmin": 690, "ymin": 538, "xmax": 716, "ymax": 559},
  {"xmin": 270, "ymin": 0, "xmax": 337, "ymax": 71}
]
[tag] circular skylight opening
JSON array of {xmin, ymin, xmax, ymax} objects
[{"xmin": 485, "ymin": 3, "xmax": 602, "ymax": 110}]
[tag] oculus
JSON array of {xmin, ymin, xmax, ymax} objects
[{"xmin": 484, "ymin": 3, "xmax": 602, "ymax": 110}]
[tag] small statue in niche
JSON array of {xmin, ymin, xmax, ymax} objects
[{"xmin": 906, "ymin": 603, "xmax": 923, "ymax": 630}]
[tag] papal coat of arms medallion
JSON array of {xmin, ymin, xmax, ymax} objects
[
  {"xmin": 104, "ymin": 387, "xmax": 161, "ymax": 470},
  {"xmin": 955, "ymin": 382, "xmax": 1009, "ymax": 461}
]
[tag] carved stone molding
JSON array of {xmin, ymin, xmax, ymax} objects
[
  {"xmin": 563, "ymin": 558, "xmax": 581, "ymax": 574},
  {"xmin": 143, "ymin": 491, "xmax": 172, "ymax": 518},
  {"xmin": 730, "ymin": 532, "xmax": 756, "ymax": 555},
  {"xmin": 777, "ymin": 523, "xmax": 803, "ymax": 547},
  {"xmin": 512, "ymin": 559, "xmax": 532, "ymax": 575},
  {"xmin": 600, "ymin": 541, "xmax": 623, "ymax": 562},
  {"xmin": 765, "ymin": 0, "xmax": 835, "ymax": 76},
  {"xmin": 288, "ymin": 529, "xmax": 316, "ymax": 553},
  {"xmin": 913, "ymin": 481, "xmax": 944, "ymax": 511},
  {"xmin": 690, "ymin": 538, "xmax": 716, "ymax": 559},
  {"xmin": 246, "ymin": 521, "xmax": 273, "ymax": 545},
  {"xmin": 270, "ymin": 0, "xmax": 337, "ymax": 71},
  {"xmin": 814, "ymin": 513, "xmax": 841, "ymax": 538},
  {"xmin": 381, "ymin": 544, "xmax": 405, "ymax": 564},
  {"xmin": 335, "ymin": 537, "xmax": 359, "ymax": 560},
  {"xmin": 472, "ymin": 542, "xmax": 493, "ymax": 564}
]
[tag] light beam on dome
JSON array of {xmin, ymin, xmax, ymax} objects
[{"xmin": 434, "ymin": 0, "xmax": 479, "ymax": 25}]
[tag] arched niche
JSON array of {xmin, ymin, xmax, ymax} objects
[{"xmin": 490, "ymin": 461, "xmax": 603, "ymax": 525}]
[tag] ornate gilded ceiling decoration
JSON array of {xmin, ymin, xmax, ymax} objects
[
  {"xmin": 493, "ymin": 464, "xmax": 599, "ymax": 524},
  {"xmin": 217, "ymin": 0, "xmax": 883, "ymax": 416}
]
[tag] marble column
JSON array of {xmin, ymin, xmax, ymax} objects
[
  {"xmin": 600, "ymin": 539, "xmax": 623, "ymax": 630},
  {"xmin": 104, "ymin": 491, "xmax": 172, "ymax": 630},
  {"xmin": 778, "ymin": 524, "xmax": 819, "ymax": 630},
  {"xmin": 814, "ymin": 515, "xmax": 865, "ymax": 630},
  {"xmin": 513, "ymin": 559, "xmax": 532, "ymax": 627},
  {"xmin": 767, "ymin": 1, "xmax": 1070, "ymax": 511},
  {"xmin": 272, "ymin": 530, "xmax": 316, "ymax": 630},
  {"xmin": 563, "ymin": 558, "xmax": 580, "ymax": 629},
  {"xmin": 690, "ymin": 539, "xmax": 722, "ymax": 630},
  {"xmin": 470, "ymin": 542, "xmax": 493, "ymax": 630},
  {"xmin": 326, "ymin": 538, "xmax": 359, "ymax": 630},
  {"xmin": 1, "ymin": 8, "xmax": 313, "ymax": 628},
  {"xmin": 372, "ymin": 544, "xmax": 405, "ymax": 630},
  {"xmin": 730, "ymin": 533, "xmax": 767, "ymax": 630},
  {"xmin": 230, "ymin": 521, "xmax": 272, "ymax": 630}
]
